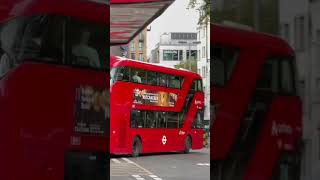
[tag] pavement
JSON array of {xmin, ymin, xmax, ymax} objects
[{"xmin": 110, "ymin": 148, "xmax": 210, "ymax": 180}]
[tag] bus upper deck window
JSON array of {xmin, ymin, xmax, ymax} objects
[
  {"xmin": 147, "ymin": 71, "xmax": 158, "ymax": 86},
  {"xmin": 159, "ymin": 74, "xmax": 167, "ymax": 87},
  {"xmin": 68, "ymin": 18, "xmax": 107, "ymax": 71},
  {"xmin": 211, "ymin": 46, "xmax": 238, "ymax": 87},
  {"xmin": 168, "ymin": 75, "xmax": 181, "ymax": 89},
  {"xmin": 131, "ymin": 69, "xmax": 146, "ymax": 84},
  {"xmin": 72, "ymin": 30, "xmax": 100, "ymax": 68}
]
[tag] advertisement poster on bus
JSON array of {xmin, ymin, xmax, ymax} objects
[
  {"xmin": 74, "ymin": 86, "xmax": 109, "ymax": 135},
  {"xmin": 133, "ymin": 88, "xmax": 177, "ymax": 107}
]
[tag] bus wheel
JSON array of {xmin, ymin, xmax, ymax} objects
[
  {"xmin": 132, "ymin": 137, "xmax": 142, "ymax": 157},
  {"xmin": 184, "ymin": 136, "xmax": 192, "ymax": 154}
]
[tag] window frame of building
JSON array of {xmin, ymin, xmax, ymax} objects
[
  {"xmin": 294, "ymin": 15, "xmax": 305, "ymax": 51},
  {"xmin": 186, "ymin": 50, "xmax": 197, "ymax": 60},
  {"xmin": 163, "ymin": 50, "xmax": 179, "ymax": 61},
  {"xmin": 130, "ymin": 53, "xmax": 135, "ymax": 60},
  {"xmin": 139, "ymin": 42, "xmax": 143, "ymax": 51},
  {"xmin": 130, "ymin": 42, "xmax": 135, "ymax": 51}
]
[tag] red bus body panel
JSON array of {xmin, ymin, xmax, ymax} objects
[
  {"xmin": 110, "ymin": 55, "xmax": 204, "ymax": 155},
  {"xmin": 0, "ymin": 1, "xmax": 108, "ymax": 179},
  {"xmin": 211, "ymin": 24, "xmax": 302, "ymax": 179}
]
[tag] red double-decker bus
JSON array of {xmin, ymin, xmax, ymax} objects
[
  {"xmin": 211, "ymin": 23, "xmax": 302, "ymax": 180},
  {"xmin": 110, "ymin": 56, "xmax": 205, "ymax": 156},
  {"xmin": 0, "ymin": 0, "xmax": 108, "ymax": 179}
]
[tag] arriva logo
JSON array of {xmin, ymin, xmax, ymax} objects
[{"xmin": 271, "ymin": 121, "xmax": 293, "ymax": 136}]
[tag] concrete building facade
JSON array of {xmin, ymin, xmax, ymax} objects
[
  {"xmin": 197, "ymin": 21, "xmax": 210, "ymax": 125},
  {"xmin": 279, "ymin": 0, "xmax": 320, "ymax": 179},
  {"xmin": 151, "ymin": 32, "xmax": 199, "ymax": 68}
]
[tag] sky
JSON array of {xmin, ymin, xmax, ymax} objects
[{"xmin": 146, "ymin": 0, "xmax": 200, "ymax": 58}]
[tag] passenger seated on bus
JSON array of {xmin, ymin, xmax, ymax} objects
[
  {"xmin": 132, "ymin": 71, "xmax": 142, "ymax": 83},
  {"xmin": 160, "ymin": 78, "xmax": 166, "ymax": 87},
  {"xmin": 72, "ymin": 30, "xmax": 100, "ymax": 68}
]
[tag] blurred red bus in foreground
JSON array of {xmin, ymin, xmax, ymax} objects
[
  {"xmin": 0, "ymin": 0, "xmax": 108, "ymax": 179},
  {"xmin": 211, "ymin": 23, "xmax": 302, "ymax": 180}
]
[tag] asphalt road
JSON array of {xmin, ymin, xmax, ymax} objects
[{"xmin": 110, "ymin": 148, "xmax": 210, "ymax": 180}]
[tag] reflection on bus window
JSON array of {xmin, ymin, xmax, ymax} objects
[
  {"xmin": 130, "ymin": 110, "xmax": 187, "ymax": 129},
  {"xmin": 131, "ymin": 110, "xmax": 145, "ymax": 128},
  {"xmin": 158, "ymin": 112, "xmax": 167, "ymax": 128},
  {"xmin": 146, "ymin": 111, "xmax": 157, "ymax": 128},
  {"xmin": 167, "ymin": 112, "xmax": 178, "ymax": 128}
]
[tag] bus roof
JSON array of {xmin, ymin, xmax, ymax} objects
[
  {"xmin": 110, "ymin": 55, "xmax": 202, "ymax": 79},
  {"xmin": 0, "ymin": 0, "xmax": 108, "ymax": 24},
  {"xmin": 212, "ymin": 23, "xmax": 294, "ymax": 56}
]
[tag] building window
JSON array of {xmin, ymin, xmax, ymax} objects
[
  {"xmin": 179, "ymin": 50, "xmax": 183, "ymax": 60},
  {"xmin": 202, "ymin": 66, "xmax": 206, "ymax": 77},
  {"xmin": 139, "ymin": 42, "xmax": 143, "ymax": 51},
  {"xmin": 318, "ymin": 129, "xmax": 320, "ymax": 160},
  {"xmin": 282, "ymin": 23, "xmax": 290, "ymax": 43},
  {"xmin": 139, "ymin": 53, "xmax": 144, "ymax": 61},
  {"xmin": 316, "ymin": 29, "xmax": 320, "ymax": 42},
  {"xmin": 130, "ymin": 42, "xmax": 135, "ymax": 51},
  {"xmin": 131, "ymin": 53, "xmax": 136, "ymax": 60},
  {"xmin": 139, "ymin": 33, "xmax": 144, "ymax": 41},
  {"xmin": 202, "ymin": 28, "xmax": 206, "ymax": 38},
  {"xmin": 202, "ymin": 46, "xmax": 206, "ymax": 58},
  {"xmin": 163, "ymin": 50, "xmax": 179, "ymax": 61},
  {"xmin": 186, "ymin": 50, "xmax": 197, "ymax": 60},
  {"xmin": 294, "ymin": 15, "xmax": 305, "ymax": 50}
]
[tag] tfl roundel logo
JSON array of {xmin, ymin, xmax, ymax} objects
[{"xmin": 162, "ymin": 135, "xmax": 167, "ymax": 145}]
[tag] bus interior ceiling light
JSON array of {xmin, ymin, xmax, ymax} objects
[{"xmin": 110, "ymin": 0, "xmax": 174, "ymax": 45}]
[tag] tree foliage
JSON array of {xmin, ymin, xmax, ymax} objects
[
  {"xmin": 188, "ymin": 0, "xmax": 211, "ymax": 25},
  {"xmin": 174, "ymin": 60, "xmax": 197, "ymax": 73}
]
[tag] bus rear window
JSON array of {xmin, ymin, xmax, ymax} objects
[{"xmin": 211, "ymin": 46, "xmax": 238, "ymax": 87}]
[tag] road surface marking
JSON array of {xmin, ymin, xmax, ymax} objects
[
  {"xmin": 197, "ymin": 163, "xmax": 210, "ymax": 166},
  {"xmin": 136, "ymin": 178, "xmax": 145, "ymax": 180},
  {"xmin": 122, "ymin": 157, "xmax": 134, "ymax": 163},
  {"xmin": 111, "ymin": 158, "xmax": 121, "ymax": 164},
  {"xmin": 111, "ymin": 158, "xmax": 164, "ymax": 180}
]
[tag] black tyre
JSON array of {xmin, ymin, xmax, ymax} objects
[
  {"xmin": 132, "ymin": 137, "xmax": 142, "ymax": 157},
  {"xmin": 184, "ymin": 136, "xmax": 192, "ymax": 154}
]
